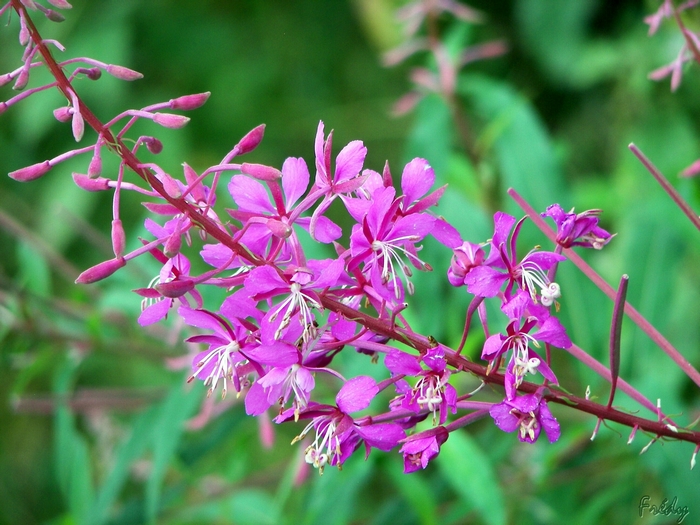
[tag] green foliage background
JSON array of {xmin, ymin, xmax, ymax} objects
[{"xmin": 1, "ymin": 0, "xmax": 699, "ymax": 524}]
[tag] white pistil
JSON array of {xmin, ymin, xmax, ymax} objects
[
  {"xmin": 298, "ymin": 417, "xmax": 339, "ymax": 475},
  {"xmin": 515, "ymin": 410, "xmax": 539, "ymax": 441},
  {"xmin": 518, "ymin": 251, "xmax": 561, "ymax": 305},
  {"xmin": 415, "ymin": 375, "xmax": 445, "ymax": 425},
  {"xmin": 540, "ymin": 282, "xmax": 561, "ymax": 307},
  {"xmin": 270, "ymin": 282, "xmax": 321, "ymax": 342},
  {"xmin": 371, "ymin": 235, "xmax": 426, "ymax": 299},
  {"xmin": 189, "ymin": 340, "xmax": 240, "ymax": 399}
]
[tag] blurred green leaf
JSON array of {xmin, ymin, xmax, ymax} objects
[
  {"xmin": 53, "ymin": 356, "xmax": 94, "ymax": 525},
  {"xmin": 17, "ymin": 241, "xmax": 51, "ymax": 297},
  {"xmin": 459, "ymin": 74, "xmax": 566, "ymax": 214},
  {"xmin": 302, "ymin": 457, "xmax": 372, "ymax": 525},
  {"xmin": 437, "ymin": 430, "xmax": 506, "ymax": 525},
  {"xmin": 145, "ymin": 381, "xmax": 202, "ymax": 524},
  {"xmin": 86, "ymin": 403, "xmax": 159, "ymax": 525},
  {"xmin": 386, "ymin": 458, "xmax": 438, "ymax": 525},
  {"xmin": 228, "ymin": 489, "xmax": 280, "ymax": 525},
  {"xmin": 404, "ymin": 94, "xmax": 453, "ymax": 179}
]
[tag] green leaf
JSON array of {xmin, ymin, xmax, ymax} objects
[
  {"xmin": 53, "ymin": 356, "xmax": 94, "ymax": 525},
  {"xmin": 145, "ymin": 380, "xmax": 202, "ymax": 523},
  {"xmin": 386, "ymin": 457, "xmax": 438, "ymax": 525},
  {"xmin": 459, "ymin": 74, "xmax": 566, "ymax": 214},
  {"xmin": 437, "ymin": 431, "xmax": 505, "ymax": 525},
  {"xmin": 404, "ymin": 94, "xmax": 453, "ymax": 179},
  {"xmin": 227, "ymin": 489, "xmax": 280, "ymax": 525},
  {"xmin": 86, "ymin": 404, "xmax": 160, "ymax": 525},
  {"xmin": 17, "ymin": 240, "xmax": 51, "ymax": 297},
  {"xmin": 302, "ymin": 457, "xmax": 372, "ymax": 525}
]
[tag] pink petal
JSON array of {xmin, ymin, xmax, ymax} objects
[
  {"xmin": 281, "ymin": 157, "xmax": 310, "ymax": 209},
  {"xmin": 336, "ymin": 376, "xmax": 378, "ymax": 413},
  {"xmin": 228, "ymin": 175, "xmax": 275, "ymax": 214}
]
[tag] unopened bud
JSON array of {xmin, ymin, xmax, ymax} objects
[
  {"xmin": 9, "ymin": 160, "xmax": 51, "ymax": 182},
  {"xmin": 105, "ymin": 64, "xmax": 143, "ymax": 81},
  {"xmin": 235, "ymin": 124, "xmax": 265, "ymax": 155},
  {"xmin": 85, "ymin": 67, "xmax": 101, "ymax": 80},
  {"xmin": 87, "ymin": 149, "xmax": 102, "ymax": 178},
  {"xmin": 143, "ymin": 136, "xmax": 163, "ymax": 154},
  {"xmin": 182, "ymin": 163, "xmax": 205, "ymax": 202},
  {"xmin": 72, "ymin": 172, "xmax": 110, "ymax": 191},
  {"xmin": 38, "ymin": 5, "xmax": 65, "ymax": 22},
  {"xmin": 163, "ymin": 231, "xmax": 182, "ymax": 258},
  {"xmin": 71, "ymin": 111, "xmax": 84, "ymax": 142},
  {"xmin": 240, "ymin": 162, "xmax": 281, "ymax": 181},
  {"xmin": 19, "ymin": 20, "xmax": 29, "ymax": 46},
  {"xmin": 111, "ymin": 219, "xmax": 126, "ymax": 258},
  {"xmin": 75, "ymin": 257, "xmax": 126, "ymax": 284},
  {"xmin": 169, "ymin": 92, "xmax": 211, "ymax": 111},
  {"xmin": 153, "ymin": 113, "xmax": 190, "ymax": 129},
  {"xmin": 47, "ymin": 0, "xmax": 73, "ymax": 9},
  {"xmin": 154, "ymin": 170, "xmax": 182, "ymax": 199},
  {"xmin": 267, "ymin": 219, "xmax": 292, "ymax": 238},
  {"xmin": 155, "ymin": 278, "xmax": 195, "ymax": 298},
  {"xmin": 53, "ymin": 106, "xmax": 72, "ymax": 122},
  {"xmin": 13, "ymin": 68, "xmax": 29, "ymax": 91}
]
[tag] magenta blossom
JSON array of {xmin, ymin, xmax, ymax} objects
[
  {"xmin": 277, "ymin": 376, "xmax": 405, "ymax": 473},
  {"xmin": 227, "ymin": 155, "xmax": 317, "ymax": 260},
  {"xmin": 348, "ymin": 185, "xmax": 436, "ymax": 302},
  {"xmin": 399, "ymin": 426, "xmax": 449, "ymax": 473},
  {"xmin": 482, "ymin": 291, "xmax": 570, "ymax": 399},
  {"xmin": 447, "ymin": 240, "xmax": 485, "ymax": 287},
  {"xmin": 308, "ymin": 121, "xmax": 369, "ymax": 242},
  {"xmin": 179, "ymin": 305, "xmax": 297, "ymax": 398},
  {"xmin": 385, "ymin": 346, "xmax": 457, "ymax": 425},
  {"xmin": 541, "ymin": 204, "xmax": 613, "ymax": 250},
  {"xmin": 135, "ymin": 250, "xmax": 202, "ymax": 326},
  {"xmin": 490, "ymin": 390, "xmax": 560, "ymax": 444},
  {"xmin": 464, "ymin": 212, "xmax": 566, "ymax": 305}
]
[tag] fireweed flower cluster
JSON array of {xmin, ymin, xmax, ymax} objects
[{"xmin": 5, "ymin": 0, "xmax": 700, "ymax": 478}]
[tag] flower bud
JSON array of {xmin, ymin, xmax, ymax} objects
[
  {"xmin": 72, "ymin": 172, "xmax": 109, "ymax": 191},
  {"xmin": 47, "ymin": 0, "xmax": 72, "ymax": 9},
  {"xmin": 19, "ymin": 18, "xmax": 29, "ymax": 46},
  {"xmin": 143, "ymin": 136, "xmax": 163, "ymax": 154},
  {"xmin": 240, "ymin": 162, "xmax": 281, "ymax": 181},
  {"xmin": 53, "ymin": 106, "xmax": 72, "ymax": 122},
  {"xmin": 37, "ymin": 5, "xmax": 65, "ymax": 22},
  {"xmin": 87, "ymin": 148, "xmax": 102, "ymax": 178},
  {"xmin": 267, "ymin": 219, "xmax": 292, "ymax": 238},
  {"xmin": 111, "ymin": 219, "xmax": 126, "ymax": 258},
  {"xmin": 13, "ymin": 68, "xmax": 29, "ymax": 91},
  {"xmin": 163, "ymin": 231, "xmax": 182, "ymax": 258},
  {"xmin": 75, "ymin": 257, "xmax": 126, "ymax": 284},
  {"xmin": 155, "ymin": 278, "xmax": 195, "ymax": 298},
  {"xmin": 72, "ymin": 109, "xmax": 84, "ymax": 142},
  {"xmin": 235, "ymin": 124, "xmax": 265, "ymax": 155},
  {"xmin": 85, "ymin": 67, "xmax": 101, "ymax": 80},
  {"xmin": 169, "ymin": 92, "xmax": 211, "ymax": 111},
  {"xmin": 9, "ymin": 160, "xmax": 51, "ymax": 182},
  {"xmin": 160, "ymin": 172, "xmax": 182, "ymax": 199},
  {"xmin": 153, "ymin": 113, "xmax": 190, "ymax": 129},
  {"xmin": 105, "ymin": 64, "xmax": 143, "ymax": 81}
]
